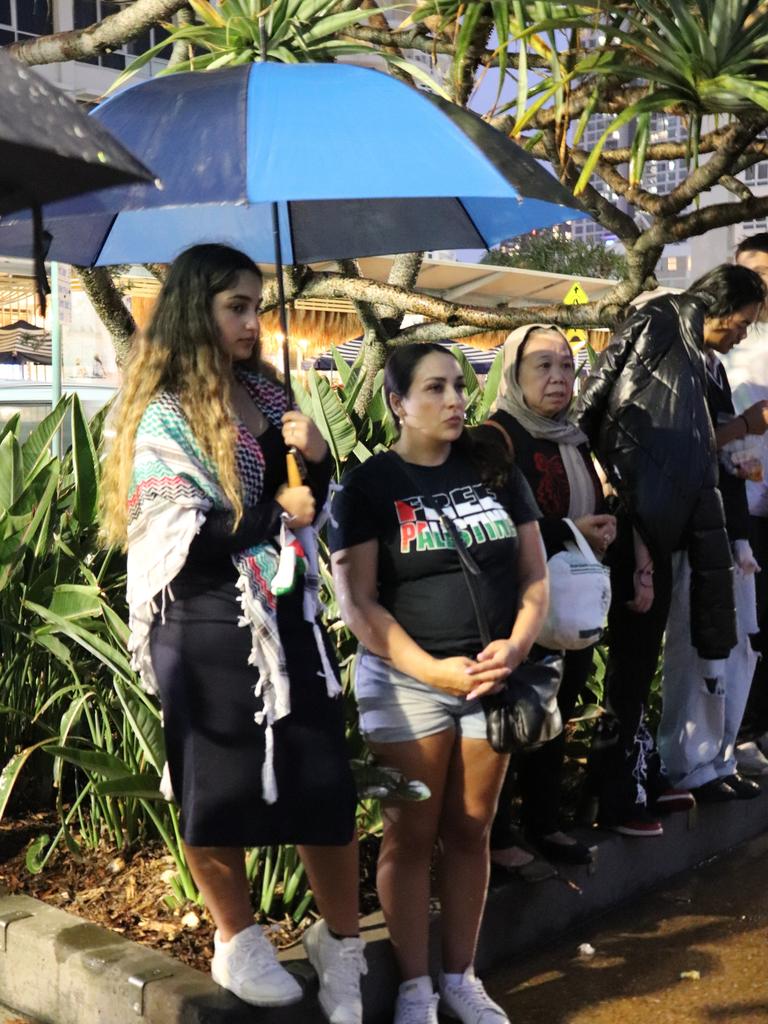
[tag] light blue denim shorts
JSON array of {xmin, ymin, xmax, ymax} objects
[{"xmin": 354, "ymin": 648, "xmax": 488, "ymax": 743}]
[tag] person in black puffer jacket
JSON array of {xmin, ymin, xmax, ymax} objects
[{"xmin": 575, "ymin": 264, "xmax": 765, "ymax": 835}]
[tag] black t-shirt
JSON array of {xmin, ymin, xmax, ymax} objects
[{"xmin": 328, "ymin": 448, "xmax": 540, "ymax": 659}]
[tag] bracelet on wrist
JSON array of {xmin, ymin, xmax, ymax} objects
[{"xmin": 739, "ymin": 414, "xmax": 750, "ymax": 437}]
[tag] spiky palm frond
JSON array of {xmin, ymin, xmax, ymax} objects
[{"xmin": 508, "ymin": 1, "xmax": 768, "ymax": 192}]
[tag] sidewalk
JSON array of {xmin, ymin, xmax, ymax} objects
[{"xmin": 0, "ymin": 791, "xmax": 766, "ymax": 1023}]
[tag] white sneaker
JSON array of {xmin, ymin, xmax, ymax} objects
[
  {"xmin": 439, "ymin": 967, "xmax": 509, "ymax": 1023},
  {"xmin": 393, "ymin": 978, "xmax": 440, "ymax": 1024},
  {"xmin": 302, "ymin": 919, "xmax": 367, "ymax": 1024},
  {"xmin": 736, "ymin": 741, "xmax": 768, "ymax": 776},
  {"xmin": 211, "ymin": 924, "xmax": 303, "ymax": 1007}
]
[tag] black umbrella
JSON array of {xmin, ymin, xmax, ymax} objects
[{"xmin": 0, "ymin": 50, "xmax": 158, "ymax": 312}]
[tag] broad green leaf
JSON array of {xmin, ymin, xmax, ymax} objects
[
  {"xmin": 0, "ymin": 432, "xmax": 23, "ymax": 512},
  {"xmin": 49, "ymin": 584, "xmax": 103, "ymax": 621},
  {"xmin": 43, "ymin": 744, "xmax": 130, "ymax": 780},
  {"xmin": 475, "ymin": 348, "xmax": 505, "ymax": 422},
  {"xmin": 93, "ymin": 774, "xmax": 163, "ymax": 800},
  {"xmin": 291, "ymin": 375, "xmax": 314, "ymax": 418},
  {"xmin": 21, "ymin": 398, "xmax": 69, "ymax": 482},
  {"xmin": 25, "ymin": 834, "xmax": 51, "ymax": 874},
  {"xmin": 0, "ymin": 412, "xmax": 20, "ymax": 445},
  {"xmin": 351, "ymin": 440, "xmax": 374, "ymax": 464},
  {"xmin": 383, "ymin": 56, "xmax": 453, "ymax": 102},
  {"xmin": 101, "ymin": 601, "xmax": 130, "ymax": 647},
  {"xmin": 449, "ymin": 346, "xmax": 480, "ymax": 397},
  {"xmin": 113, "ymin": 680, "xmax": 165, "ymax": 774},
  {"xmin": 308, "ymin": 372, "xmax": 358, "ymax": 464},
  {"xmin": 33, "ymin": 633, "xmax": 75, "ymax": 673},
  {"xmin": 341, "ymin": 367, "xmax": 367, "ymax": 416},
  {"xmin": 366, "ymin": 369, "xmax": 388, "ymax": 424},
  {"xmin": 0, "ymin": 466, "xmax": 58, "ymax": 590},
  {"xmin": 25, "ymin": 601, "xmax": 133, "ymax": 681},
  {"xmin": 0, "ymin": 740, "xmax": 54, "ymax": 820},
  {"xmin": 71, "ymin": 396, "xmax": 100, "ymax": 527},
  {"xmin": 331, "ymin": 346, "xmax": 352, "ymax": 386}
]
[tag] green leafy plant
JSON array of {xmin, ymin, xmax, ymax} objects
[
  {"xmin": 507, "ymin": 1, "xmax": 768, "ymax": 190},
  {"xmin": 111, "ymin": 0, "xmax": 446, "ymax": 94}
]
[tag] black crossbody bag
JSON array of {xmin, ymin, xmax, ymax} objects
[{"xmin": 396, "ymin": 457, "xmax": 563, "ymax": 753}]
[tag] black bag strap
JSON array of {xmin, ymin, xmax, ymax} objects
[{"xmin": 394, "ymin": 454, "xmax": 493, "ymax": 649}]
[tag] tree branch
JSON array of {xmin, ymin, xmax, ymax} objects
[
  {"xmin": 538, "ymin": 130, "xmax": 641, "ymax": 245},
  {"xmin": 720, "ymin": 175, "xmax": 753, "ymax": 201},
  {"xmin": 296, "ymin": 271, "xmax": 631, "ymax": 329},
  {"xmin": 168, "ymin": 4, "xmax": 194, "ymax": 68},
  {"xmin": 652, "ymin": 194, "xmax": 768, "ymax": 244},
  {"xmin": 9, "ymin": 0, "xmax": 188, "ymax": 66},
  {"xmin": 77, "ymin": 267, "xmax": 136, "ymax": 365},
  {"xmin": 658, "ymin": 116, "xmax": 768, "ymax": 216}
]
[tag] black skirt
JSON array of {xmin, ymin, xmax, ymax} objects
[{"xmin": 149, "ymin": 571, "xmax": 356, "ymax": 847}]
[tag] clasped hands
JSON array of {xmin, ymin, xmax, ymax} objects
[{"xmin": 429, "ymin": 639, "xmax": 523, "ymax": 702}]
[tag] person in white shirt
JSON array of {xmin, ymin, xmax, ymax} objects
[{"xmin": 729, "ymin": 235, "xmax": 768, "ymax": 774}]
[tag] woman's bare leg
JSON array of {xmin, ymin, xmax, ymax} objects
[
  {"xmin": 436, "ymin": 739, "xmax": 509, "ymax": 973},
  {"xmin": 369, "ymin": 729, "xmax": 456, "ymax": 980},
  {"xmin": 183, "ymin": 844, "xmax": 253, "ymax": 940},
  {"xmin": 298, "ymin": 839, "xmax": 360, "ymax": 936}
]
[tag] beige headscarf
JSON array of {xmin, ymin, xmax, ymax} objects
[{"xmin": 492, "ymin": 324, "xmax": 596, "ymax": 518}]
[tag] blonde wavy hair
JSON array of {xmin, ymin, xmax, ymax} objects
[{"xmin": 100, "ymin": 244, "xmax": 263, "ymax": 548}]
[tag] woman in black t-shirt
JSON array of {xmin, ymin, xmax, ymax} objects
[{"xmin": 329, "ymin": 343, "xmax": 548, "ymax": 1024}]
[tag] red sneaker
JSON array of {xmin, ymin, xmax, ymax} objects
[
  {"xmin": 653, "ymin": 788, "xmax": 696, "ymax": 814},
  {"xmin": 608, "ymin": 818, "xmax": 663, "ymax": 837}
]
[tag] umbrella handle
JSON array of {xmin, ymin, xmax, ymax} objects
[{"xmin": 286, "ymin": 449, "xmax": 304, "ymax": 487}]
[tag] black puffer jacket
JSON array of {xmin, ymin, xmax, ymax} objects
[{"xmin": 575, "ymin": 292, "xmax": 736, "ymax": 659}]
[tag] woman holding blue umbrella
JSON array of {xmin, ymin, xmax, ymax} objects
[{"xmin": 100, "ymin": 244, "xmax": 365, "ymax": 1022}]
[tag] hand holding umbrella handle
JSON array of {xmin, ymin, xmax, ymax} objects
[{"xmin": 286, "ymin": 448, "xmax": 305, "ymax": 486}]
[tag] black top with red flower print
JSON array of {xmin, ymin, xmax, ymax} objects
[
  {"xmin": 328, "ymin": 448, "xmax": 540, "ymax": 659},
  {"xmin": 491, "ymin": 410, "xmax": 604, "ymax": 556}
]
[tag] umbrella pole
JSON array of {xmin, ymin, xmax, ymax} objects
[
  {"xmin": 270, "ymin": 201, "xmax": 303, "ymax": 487},
  {"xmin": 50, "ymin": 262, "xmax": 62, "ymax": 458},
  {"xmin": 270, "ymin": 201, "xmax": 292, "ymax": 406}
]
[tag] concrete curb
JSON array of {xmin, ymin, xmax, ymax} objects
[{"xmin": 0, "ymin": 791, "xmax": 766, "ymax": 1023}]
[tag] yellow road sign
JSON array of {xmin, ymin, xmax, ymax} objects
[{"xmin": 562, "ymin": 281, "xmax": 588, "ymax": 345}]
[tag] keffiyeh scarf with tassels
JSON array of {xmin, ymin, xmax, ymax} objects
[{"xmin": 126, "ymin": 368, "xmax": 339, "ymax": 805}]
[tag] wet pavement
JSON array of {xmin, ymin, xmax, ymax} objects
[{"xmin": 484, "ymin": 833, "xmax": 768, "ymax": 1024}]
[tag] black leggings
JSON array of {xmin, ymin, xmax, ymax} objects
[
  {"xmin": 490, "ymin": 645, "xmax": 595, "ymax": 847},
  {"xmin": 585, "ymin": 529, "xmax": 672, "ymax": 824}
]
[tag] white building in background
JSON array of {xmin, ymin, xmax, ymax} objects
[
  {"xmin": 2, "ymin": 0, "xmax": 169, "ymax": 99},
  {"xmin": 560, "ymin": 106, "xmax": 768, "ymax": 286}
]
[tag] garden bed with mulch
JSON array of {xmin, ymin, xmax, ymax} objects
[{"xmin": 0, "ymin": 811, "xmax": 381, "ymax": 975}]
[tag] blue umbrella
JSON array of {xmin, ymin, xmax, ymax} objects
[
  {"xmin": 0, "ymin": 62, "xmax": 588, "ymax": 405},
  {"xmin": 0, "ymin": 63, "xmax": 585, "ymax": 266}
]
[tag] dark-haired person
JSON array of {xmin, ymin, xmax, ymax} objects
[
  {"xmin": 659, "ymin": 265, "xmax": 768, "ymax": 800},
  {"xmin": 575, "ymin": 263, "xmax": 765, "ymax": 835},
  {"xmin": 729, "ymin": 235, "xmax": 768, "ymax": 774},
  {"xmin": 486, "ymin": 324, "xmax": 614, "ymax": 868},
  {"xmin": 329, "ymin": 343, "xmax": 548, "ymax": 1024},
  {"xmin": 100, "ymin": 244, "xmax": 365, "ymax": 1022}
]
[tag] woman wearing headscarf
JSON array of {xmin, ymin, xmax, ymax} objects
[{"xmin": 484, "ymin": 325, "xmax": 615, "ymax": 866}]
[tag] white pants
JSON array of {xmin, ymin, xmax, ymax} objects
[{"xmin": 658, "ymin": 551, "xmax": 758, "ymax": 789}]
